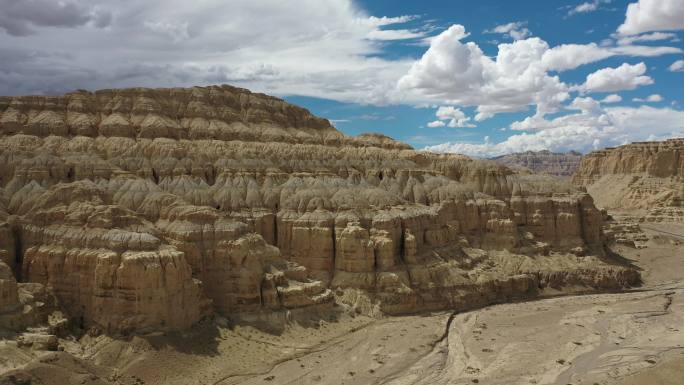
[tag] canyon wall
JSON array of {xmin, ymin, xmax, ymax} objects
[
  {"xmin": 0, "ymin": 85, "xmax": 638, "ymax": 333},
  {"xmin": 573, "ymin": 139, "xmax": 684, "ymax": 218}
]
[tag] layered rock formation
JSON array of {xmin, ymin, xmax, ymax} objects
[
  {"xmin": 0, "ymin": 85, "xmax": 638, "ymax": 334},
  {"xmin": 490, "ymin": 150, "xmax": 582, "ymax": 177},
  {"xmin": 573, "ymin": 139, "xmax": 684, "ymax": 219},
  {"xmin": 0, "ymin": 260, "xmax": 55, "ymax": 331}
]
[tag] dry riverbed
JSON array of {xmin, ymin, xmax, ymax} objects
[{"xmin": 230, "ymin": 221, "xmax": 684, "ymax": 385}]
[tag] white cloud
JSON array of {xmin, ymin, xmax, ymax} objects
[
  {"xmin": 541, "ymin": 43, "xmax": 614, "ymax": 71},
  {"xmin": 572, "ymin": 2, "xmax": 600, "ymax": 14},
  {"xmin": 0, "ymin": 0, "xmax": 420, "ymax": 103},
  {"xmin": 508, "ymin": 96, "xmax": 602, "ymax": 132},
  {"xmin": 633, "ymin": 94, "xmax": 664, "ymax": 102},
  {"xmin": 367, "ymin": 29, "xmax": 426, "ymax": 41},
  {"xmin": 670, "ymin": 59, "xmax": 684, "ymax": 72},
  {"xmin": 569, "ymin": 96, "xmax": 603, "ymax": 113},
  {"xmin": 434, "ymin": 106, "xmax": 475, "ymax": 128},
  {"xmin": 616, "ymin": 31, "xmax": 678, "ymax": 46},
  {"xmin": 485, "ymin": 22, "xmax": 531, "ymax": 40},
  {"xmin": 368, "ymin": 15, "xmax": 417, "ymax": 26},
  {"xmin": 397, "ymin": 24, "xmax": 679, "ymax": 121},
  {"xmin": 580, "ymin": 62, "xmax": 653, "ymax": 93},
  {"xmin": 610, "ymin": 45, "xmax": 682, "ymax": 57},
  {"xmin": 365, "ymin": 16, "xmax": 427, "ymax": 41},
  {"xmin": 427, "ymin": 120, "xmax": 446, "ymax": 128},
  {"xmin": 567, "ymin": 0, "xmax": 612, "ymax": 16},
  {"xmin": 617, "ymin": 0, "xmax": 684, "ymax": 35},
  {"xmin": 601, "ymin": 94, "xmax": 623, "ymax": 103},
  {"xmin": 398, "ymin": 25, "xmax": 569, "ymax": 121},
  {"xmin": 539, "ymin": 42, "xmax": 681, "ymax": 72},
  {"xmin": 0, "ymin": 0, "xmax": 680, "ymax": 138},
  {"xmin": 425, "ymin": 105, "xmax": 684, "ymax": 157}
]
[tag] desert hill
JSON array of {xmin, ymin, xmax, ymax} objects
[
  {"xmin": 0, "ymin": 85, "xmax": 637, "ymax": 339},
  {"xmin": 573, "ymin": 139, "xmax": 684, "ymax": 221}
]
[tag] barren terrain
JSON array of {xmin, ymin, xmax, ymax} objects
[
  {"xmin": 0, "ymin": 220, "xmax": 681, "ymax": 385},
  {"xmin": 0, "ymin": 87, "xmax": 681, "ymax": 384}
]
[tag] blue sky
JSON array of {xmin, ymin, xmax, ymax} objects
[
  {"xmin": 285, "ymin": 0, "xmax": 684, "ymax": 153},
  {"xmin": 1, "ymin": 0, "xmax": 683, "ymax": 156}
]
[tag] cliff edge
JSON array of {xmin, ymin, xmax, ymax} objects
[{"xmin": 572, "ymin": 139, "xmax": 684, "ymax": 221}]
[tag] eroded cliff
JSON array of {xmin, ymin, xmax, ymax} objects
[
  {"xmin": 573, "ymin": 139, "xmax": 684, "ymax": 220},
  {"xmin": 0, "ymin": 85, "xmax": 638, "ymax": 334}
]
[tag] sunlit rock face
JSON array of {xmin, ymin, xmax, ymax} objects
[
  {"xmin": 0, "ymin": 85, "xmax": 638, "ymax": 333},
  {"xmin": 573, "ymin": 139, "xmax": 684, "ymax": 221}
]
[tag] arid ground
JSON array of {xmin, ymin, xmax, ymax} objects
[
  {"xmin": 0, "ymin": 220, "xmax": 681, "ymax": 385},
  {"xmin": 0, "ymin": 88, "xmax": 682, "ymax": 385}
]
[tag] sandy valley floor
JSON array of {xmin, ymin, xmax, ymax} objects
[{"xmin": 1, "ymin": 221, "xmax": 683, "ymax": 385}]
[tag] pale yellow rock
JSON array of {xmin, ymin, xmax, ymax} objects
[
  {"xmin": 0, "ymin": 85, "xmax": 639, "ymax": 334},
  {"xmin": 572, "ymin": 139, "xmax": 684, "ymax": 226}
]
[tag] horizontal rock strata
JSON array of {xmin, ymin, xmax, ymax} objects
[
  {"xmin": 0, "ymin": 85, "xmax": 638, "ymax": 333},
  {"xmin": 572, "ymin": 139, "xmax": 684, "ymax": 218}
]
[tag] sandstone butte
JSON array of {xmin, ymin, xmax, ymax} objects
[
  {"xmin": 573, "ymin": 139, "xmax": 684, "ymax": 222},
  {"xmin": 0, "ymin": 85, "xmax": 640, "ymax": 335}
]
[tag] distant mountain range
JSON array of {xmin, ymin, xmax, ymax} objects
[{"xmin": 490, "ymin": 150, "xmax": 582, "ymax": 177}]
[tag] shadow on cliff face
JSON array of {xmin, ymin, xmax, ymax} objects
[
  {"xmin": 603, "ymin": 247, "xmax": 643, "ymax": 272},
  {"xmin": 136, "ymin": 318, "xmax": 223, "ymax": 356},
  {"xmin": 223, "ymin": 305, "xmax": 349, "ymax": 336},
  {"xmin": 127, "ymin": 307, "xmax": 350, "ymax": 357}
]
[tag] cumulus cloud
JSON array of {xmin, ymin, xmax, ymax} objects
[
  {"xmin": 601, "ymin": 94, "xmax": 623, "ymax": 103},
  {"xmin": 0, "ymin": 0, "xmax": 682, "ymax": 158},
  {"xmin": 485, "ymin": 22, "xmax": 531, "ymax": 40},
  {"xmin": 670, "ymin": 59, "xmax": 684, "ymax": 72},
  {"xmin": 425, "ymin": 105, "xmax": 684, "ymax": 157},
  {"xmin": 396, "ymin": 24, "xmax": 679, "ymax": 122},
  {"xmin": 580, "ymin": 62, "xmax": 653, "ymax": 93},
  {"xmin": 427, "ymin": 120, "xmax": 446, "ymax": 128},
  {"xmin": 508, "ymin": 96, "xmax": 602, "ymax": 132},
  {"xmin": 569, "ymin": 96, "xmax": 603, "ymax": 113},
  {"xmin": 0, "ymin": 0, "xmax": 111, "ymax": 36},
  {"xmin": 398, "ymin": 25, "xmax": 569, "ymax": 121},
  {"xmin": 633, "ymin": 94, "xmax": 664, "ymax": 102},
  {"xmin": 617, "ymin": 0, "xmax": 684, "ymax": 35},
  {"xmin": 432, "ymin": 106, "xmax": 475, "ymax": 128}
]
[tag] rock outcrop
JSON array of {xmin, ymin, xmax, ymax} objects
[
  {"xmin": 491, "ymin": 150, "xmax": 582, "ymax": 177},
  {"xmin": 0, "ymin": 85, "xmax": 638, "ymax": 334},
  {"xmin": 573, "ymin": 139, "xmax": 684, "ymax": 219},
  {"xmin": 0, "ymin": 260, "xmax": 56, "ymax": 331}
]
